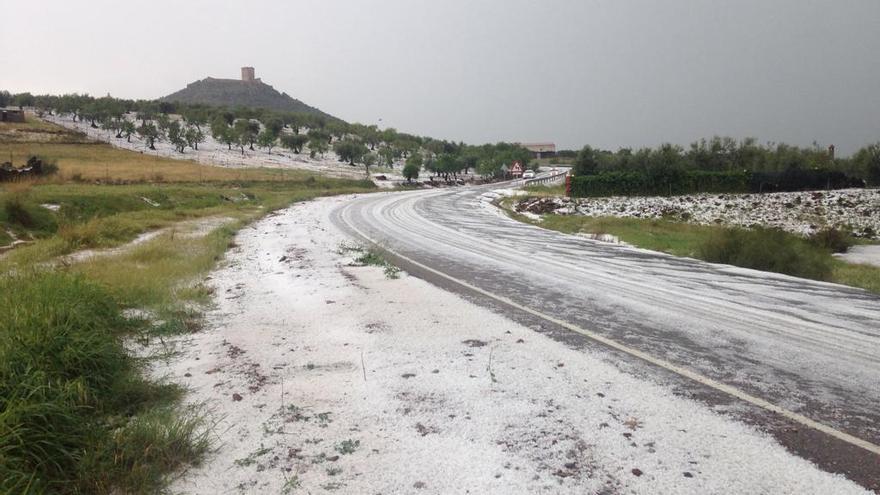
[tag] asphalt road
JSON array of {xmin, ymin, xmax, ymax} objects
[{"xmin": 331, "ymin": 181, "xmax": 880, "ymax": 490}]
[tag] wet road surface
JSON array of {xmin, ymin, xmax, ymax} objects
[{"xmin": 331, "ymin": 183, "xmax": 880, "ymax": 490}]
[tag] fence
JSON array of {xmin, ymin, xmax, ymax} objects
[{"xmin": 523, "ymin": 170, "xmax": 569, "ymax": 187}]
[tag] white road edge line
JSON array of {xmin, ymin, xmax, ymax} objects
[{"xmin": 342, "ymin": 215, "xmax": 880, "ymax": 457}]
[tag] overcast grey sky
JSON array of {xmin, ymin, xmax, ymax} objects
[{"xmin": 3, "ymin": 0, "xmax": 879, "ymax": 154}]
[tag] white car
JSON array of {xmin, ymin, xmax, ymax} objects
[{"xmin": 522, "ymin": 170, "xmax": 536, "ymax": 179}]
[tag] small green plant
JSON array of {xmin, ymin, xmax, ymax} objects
[
  {"xmin": 234, "ymin": 444, "xmax": 272, "ymax": 467},
  {"xmin": 316, "ymin": 412, "xmax": 333, "ymax": 427},
  {"xmin": 355, "ymin": 247, "xmax": 401, "ymax": 279},
  {"xmin": 383, "ymin": 264, "xmax": 400, "ymax": 279},
  {"xmin": 355, "ymin": 249, "xmax": 385, "ymax": 267},
  {"xmin": 285, "ymin": 404, "xmax": 310, "ymax": 422},
  {"xmin": 326, "ymin": 467, "xmax": 344, "ymax": 476},
  {"xmin": 281, "ymin": 475, "xmax": 301, "ymax": 494},
  {"xmin": 334, "ymin": 439, "xmax": 360, "ymax": 455}
]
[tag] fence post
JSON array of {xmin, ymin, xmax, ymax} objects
[{"xmin": 565, "ymin": 173, "xmax": 572, "ymax": 197}]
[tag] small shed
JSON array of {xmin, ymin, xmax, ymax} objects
[{"xmin": 1, "ymin": 108, "xmax": 25, "ymax": 123}]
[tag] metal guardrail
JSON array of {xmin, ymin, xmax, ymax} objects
[{"xmin": 523, "ymin": 171, "xmax": 568, "ymax": 186}]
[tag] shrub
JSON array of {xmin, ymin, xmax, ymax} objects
[
  {"xmin": 2, "ymin": 194, "xmax": 58, "ymax": 235},
  {"xmin": 3, "ymin": 196, "xmax": 34, "ymax": 228},
  {"xmin": 570, "ymin": 170, "xmax": 750, "ymax": 197},
  {"xmin": 569, "ymin": 168, "xmax": 863, "ymax": 198},
  {"xmin": 809, "ymin": 227, "xmax": 854, "ymax": 254},
  {"xmin": 698, "ymin": 227, "xmax": 832, "ymax": 280}
]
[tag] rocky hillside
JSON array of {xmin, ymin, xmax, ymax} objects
[{"xmin": 161, "ymin": 77, "xmax": 338, "ymax": 120}]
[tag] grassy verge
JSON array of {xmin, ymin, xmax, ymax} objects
[
  {"xmin": 1, "ymin": 120, "xmax": 377, "ymax": 492},
  {"xmin": 501, "ymin": 196, "xmax": 880, "ymax": 294},
  {"xmin": 0, "ymin": 271, "xmax": 207, "ymax": 494}
]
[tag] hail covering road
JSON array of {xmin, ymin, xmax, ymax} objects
[{"xmin": 331, "ymin": 181, "xmax": 880, "ymax": 450}]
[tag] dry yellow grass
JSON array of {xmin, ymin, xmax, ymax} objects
[{"xmin": 1, "ymin": 141, "xmax": 311, "ymax": 183}]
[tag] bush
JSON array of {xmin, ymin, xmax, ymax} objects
[
  {"xmin": 402, "ymin": 163, "xmax": 420, "ymax": 182},
  {"xmin": 2, "ymin": 195, "xmax": 58, "ymax": 234},
  {"xmin": 570, "ymin": 170, "xmax": 750, "ymax": 197},
  {"xmin": 569, "ymin": 168, "xmax": 864, "ymax": 198},
  {"xmin": 698, "ymin": 228, "xmax": 832, "ymax": 280},
  {"xmin": 3, "ymin": 197, "xmax": 34, "ymax": 228},
  {"xmin": 809, "ymin": 227, "xmax": 854, "ymax": 254}
]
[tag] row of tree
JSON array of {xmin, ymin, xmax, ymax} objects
[
  {"xmin": 5, "ymin": 91, "xmax": 538, "ymax": 180},
  {"xmin": 571, "ymin": 137, "xmax": 880, "ymax": 186}
]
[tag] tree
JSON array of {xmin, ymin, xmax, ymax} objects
[
  {"xmin": 155, "ymin": 114, "xmax": 171, "ymax": 134},
  {"xmin": 435, "ymin": 153, "xmax": 464, "ymax": 180},
  {"xmin": 461, "ymin": 151, "xmax": 479, "ymax": 175},
  {"xmin": 405, "ymin": 151, "xmax": 423, "ymax": 169},
  {"xmin": 284, "ymin": 114, "xmax": 303, "ymax": 134},
  {"xmin": 136, "ymin": 122, "xmax": 159, "ymax": 150},
  {"xmin": 101, "ymin": 117, "xmax": 122, "ymax": 137},
  {"xmin": 326, "ymin": 121, "xmax": 348, "ymax": 144},
  {"xmin": 573, "ymin": 145, "xmax": 600, "ymax": 176},
  {"xmin": 257, "ymin": 129, "xmax": 278, "ymax": 153},
  {"xmin": 333, "ymin": 137, "xmax": 368, "ymax": 165},
  {"xmin": 360, "ymin": 125, "xmax": 380, "ymax": 150},
  {"xmin": 182, "ymin": 108, "xmax": 208, "ymax": 131},
  {"xmin": 378, "ymin": 145, "xmax": 397, "ymax": 168},
  {"xmin": 263, "ymin": 117, "xmax": 285, "ymax": 137},
  {"xmin": 280, "ymin": 133, "xmax": 308, "ymax": 154},
  {"xmin": 394, "ymin": 137, "xmax": 419, "ymax": 158},
  {"xmin": 167, "ymin": 121, "xmax": 187, "ymax": 153},
  {"xmin": 233, "ymin": 119, "xmax": 259, "ymax": 151},
  {"xmin": 403, "ymin": 162, "xmax": 420, "ymax": 183},
  {"xmin": 853, "ymin": 143, "xmax": 880, "ymax": 186},
  {"xmin": 185, "ymin": 125, "xmax": 205, "ymax": 151},
  {"xmin": 363, "ymin": 152, "xmax": 377, "ymax": 175},
  {"xmin": 121, "ymin": 120, "xmax": 135, "ymax": 142},
  {"xmin": 308, "ymin": 134, "xmax": 329, "ymax": 158},
  {"xmin": 210, "ymin": 117, "xmax": 234, "ymax": 150}
]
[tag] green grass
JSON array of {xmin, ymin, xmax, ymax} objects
[
  {"xmin": 832, "ymin": 260, "xmax": 880, "ymax": 294},
  {"xmin": 502, "ymin": 197, "xmax": 880, "ymax": 294},
  {"xmin": 698, "ymin": 227, "xmax": 832, "ymax": 280},
  {"xmin": 0, "ymin": 178, "xmax": 372, "ymax": 267},
  {"xmin": 0, "ymin": 272, "xmax": 195, "ymax": 494}
]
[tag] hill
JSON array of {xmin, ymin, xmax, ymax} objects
[{"xmin": 160, "ymin": 68, "xmax": 339, "ymax": 120}]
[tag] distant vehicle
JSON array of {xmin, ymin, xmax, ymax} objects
[{"xmin": 523, "ymin": 170, "xmax": 536, "ymax": 179}]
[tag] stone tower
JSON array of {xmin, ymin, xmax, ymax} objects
[{"xmin": 241, "ymin": 66, "xmax": 255, "ymax": 82}]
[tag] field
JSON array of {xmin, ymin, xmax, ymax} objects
[
  {"xmin": 1, "ymin": 119, "xmax": 315, "ymax": 183},
  {"xmin": 0, "ymin": 118, "xmax": 375, "ymax": 493}
]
